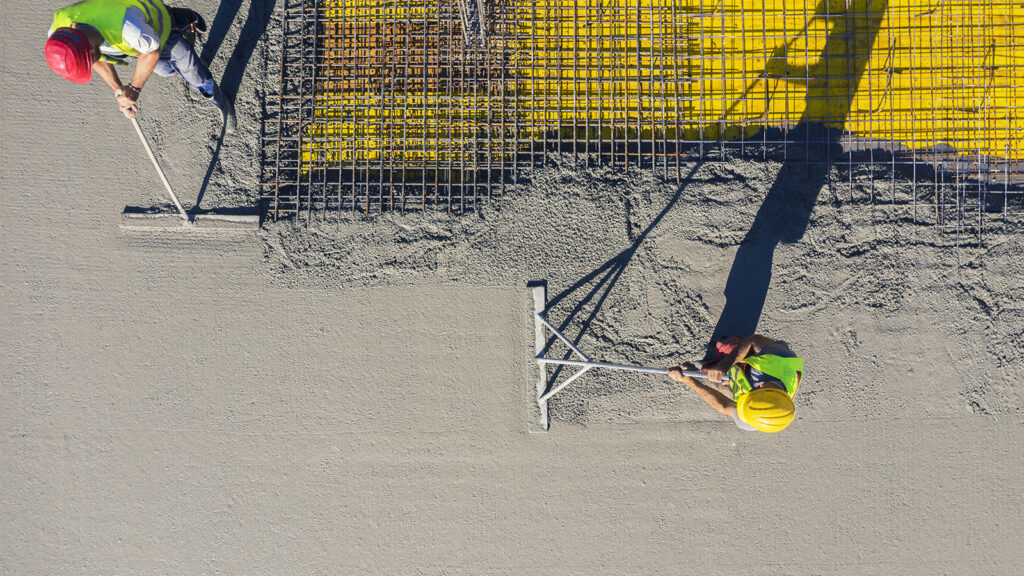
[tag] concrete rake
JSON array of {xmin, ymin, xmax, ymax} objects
[{"xmin": 530, "ymin": 282, "xmax": 715, "ymax": 431}]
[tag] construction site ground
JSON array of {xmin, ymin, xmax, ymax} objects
[{"xmin": 3, "ymin": 1, "xmax": 1023, "ymax": 573}]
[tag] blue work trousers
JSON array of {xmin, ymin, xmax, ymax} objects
[{"xmin": 153, "ymin": 33, "xmax": 215, "ymax": 97}]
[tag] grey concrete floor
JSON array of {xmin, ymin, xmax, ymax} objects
[{"xmin": 3, "ymin": 2, "xmax": 1022, "ymax": 573}]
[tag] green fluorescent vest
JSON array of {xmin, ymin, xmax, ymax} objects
[
  {"xmin": 52, "ymin": 0, "xmax": 171, "ymax": 57},
  {"xmin": 727, "ymin": 354, "xmax": 803, "ymax": 401}
]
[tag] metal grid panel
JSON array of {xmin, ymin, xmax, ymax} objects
[{"xmin": 262, "ymin": 0, "xmax": 1024, "ymax": 235}]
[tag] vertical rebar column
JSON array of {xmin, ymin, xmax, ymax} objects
[
  {"xmin": 975, "ymin": 0, "xmax": 987, "ymax": 239},
  {"xmin": 717, "ymin": 3, "xmax": 725, "ymax": 160},
  {"xmin": 377, "ymin": 5, "xmax": 388, "ymax": 214},
  {"xmin": 446, "ymin": 2, "xmax": 455, "ymax": 211},
  {"xmin": 634, "ymin": 0, "xmax": 642, "ymax": 166},
  {"xmin": 573, "ymin": 0, "xmax": 580, "ymax": 158},
  {"xmin": 698, "ymin": 0, "xmax": 705, "ymax": 159},
  {"xmin": 467, "ymin": 5, "xmax": 477, "ymax": 213},
  {"xmin": 737, "ymin": 0, "xmax": 746, "ymax": 157},
  {"xmin": 271, "ymin": 0, "xmax": 290, "ymax": 221},
  {"xmin": 335, "ymin": 3, "xmax": 348, "ymax": 217},
  {"xmin": 512, "ymin": 1, "xmax": 521, "ymax": 191},
  {"xmin": 1009, "ymin": 0, "xmax": 1018, "ymax": 222},
  {"xmin": 658, "ymin": 0, "xmax": 668, "ymax": 179},
  {"xmin": 458, "ymin": 0, "xmax": 468, "ymax": 212},
  {"xmin": 907, "ymin": 0, "xmax": 917, "ymax": 224},
  {"xmin": 434, "ymin": 0, "xmax": 443, "ymax": 207},
  {"xmin": 386, "ymin": 26, "xmax": 398, "ymax": 211},
  {"xmin": 597, "ymin": 3, "xmax": 604, "ymax": 166},
  {"xmin": 583, "ymin": 0, "xmax": 591, "ymax": 160},
  {"xmin": 489, "ymin": 8, "xmax": 499, "ymax": 203},
  {"xmin": 926, "ymin": 3, "xmax": 939, "ymax": 226},
  {"xmin": 671, "ymin": 0, "xmax": 681, "ymax": 183},
  {"xmin": 759, "ymin": 1, "xmax": 768, "ymax": 162},
  {"xmin": 608, "ymin": 4, "xmax": 617, "ymax": 169},
  {"xmin": 648, "ymin": 0, "xmax": 656, "ymax": 173},
  {"xmin": 556, "ymin": 0, "xmax": 564, "ymax": 155},
  {"xmin": 532, "ymin": 0, "xmax": 544, "ymax": 163},
  {"xmin": 400, "ymin": 3, "xmax": 411, "ymax": 212},
  {"xmin": 421, "ymin": 0, "xmax": 430, "ymax": 208},
  {"xmin": 302, "ymin": 0, "xmax": 314, "ymax": 222},
  {"xmin": 886, "ymin": 6, "xmax": 896, "ymax": 210}
]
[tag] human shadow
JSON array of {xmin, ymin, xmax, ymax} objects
[
  {"xmin": 200, "ymin": 0, "xmax": 276, "ymax": 100},
  {"xmin": 707, "ymin": 0, "xmax": 887, "ymax": 351},
  {"xmin": 194, "ymin": 0, "xmax": 277, "ymax": 207}
]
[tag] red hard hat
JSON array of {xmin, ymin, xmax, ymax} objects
[{"xmin": 46, "ymin": 27, "xmax": 93, "ymax": 84}]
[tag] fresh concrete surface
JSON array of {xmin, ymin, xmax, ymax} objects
[{"xmin": 3, "ymin": 1, "xmax": 1023, "ymax": 574}]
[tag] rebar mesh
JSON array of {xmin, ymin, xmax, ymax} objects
[{"xmin": 262, "ymin": 0, "xmax": 1024, "ymax": 235}]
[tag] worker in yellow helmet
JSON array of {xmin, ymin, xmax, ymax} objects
[{"xmin": 668, "ymin": 335, "xmax": 803, "ymax": 433}]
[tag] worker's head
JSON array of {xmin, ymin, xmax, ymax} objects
[
  {"xmin": 736, "ymin": 387, "xmax": 794, "ymax": 433},
  {"xmin": 45, "ymin": 27, "xmax": 93, "ymax": 84}
]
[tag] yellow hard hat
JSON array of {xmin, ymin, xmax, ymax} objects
[{"xmin": 736, "ymin": 388, "xmax": 795, "ymax": 433}]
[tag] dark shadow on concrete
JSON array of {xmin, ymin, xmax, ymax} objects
[
  {"xmin": 707, "ymin": 0, "xmax": 887, "ymax": 353},
  {"xmin": 194, "ymin": 0, "xmax": 276, "ymax": 206},
  {"xmin": 201, "ymin": 0, "xmax": 277, "ymax": 102},
  {"xmin": 194, "ymin": 121, "xmax": 227, "ymax": 209},
  {"xmin": 542, "ymin": 162, "xmax": 705, "ymax": 387}
]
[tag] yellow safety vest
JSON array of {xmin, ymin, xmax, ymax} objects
[
  {"xmin": 727, "ymin": 354, "xmax": 802, "ymax": 402},
  {"xmin": 52, "ymin": 0, "xmax": 171, "ymax": 57}
]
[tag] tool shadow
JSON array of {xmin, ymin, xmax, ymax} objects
[
  {"xmin": 194, "ymin": 121, "xmax": 226, "ymax": 209},
  {"xmin": 542, "ymin": 162, "xmax": 704, "ymax": 388}
]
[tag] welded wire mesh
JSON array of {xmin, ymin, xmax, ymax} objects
[{"xmin": 262, "ymin": 0, "xmax": 1024, "ymax": 236}]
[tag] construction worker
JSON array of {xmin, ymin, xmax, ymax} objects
[
  {"xmin": 668, "ymin": 334, "xmax": 802, "ymax": 433},
  {"xmin": 45, "ymin": 0, "xmax": 235, "ymax": 131}
]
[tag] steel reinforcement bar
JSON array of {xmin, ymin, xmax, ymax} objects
[{"xmin": 261, "ymin": 0, "xmax": 1024, "ymax": 237}]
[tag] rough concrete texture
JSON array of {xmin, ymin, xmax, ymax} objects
[
  {"xmin": 3, "ymin": 1, "xmax": 1023, "ymax": 574},
  {"xmin": 262, "ymin": 158, "xmax": 1024, "ymax": 426}
]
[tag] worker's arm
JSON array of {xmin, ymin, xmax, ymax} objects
[
  {"xmin": 128, "ymin": 50, "xmax": 160, "ymax": 91},
  {"xmin": 114, "ymin": 50, "xmax": 159, "ymax": 119},
  {"xmin": 705, "ymin": 334, "xmax": 775, "ymax": 383},
  {"xmin": 705, "ymin": 377, "xmax": 733, "ymax": 398},
  {"xmin": 668, "ymin": 366, "xmax": 735, "ymax": 418},
  {"xmin": 91, "ymin": 60, "xmax": 138, "ymax": 119},
  {"xmin": 92, "ymin": 59, "xmax": 125, "ymax": 94}
]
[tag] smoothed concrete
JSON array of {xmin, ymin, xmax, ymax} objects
[{"xmin": 3, "ymin": 1, "xmax": 1022, "ymax": 574}]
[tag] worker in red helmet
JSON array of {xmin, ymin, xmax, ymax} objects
[{"xmin": 45, "ymin": 0, "xmax": 235, "ymax": 132}]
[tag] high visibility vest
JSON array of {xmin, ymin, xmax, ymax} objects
[
  {"xmin": 727, "ymin": 354, "xmax": 803, "ymax": 401},
  {"xmin": 52, "ymin": 0, "xmax": 171, "ymax": 57}
]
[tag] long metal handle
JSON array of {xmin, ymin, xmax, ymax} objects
[
  {"xmin": 131, "ymin": 117, "xmax": 190, "ymax": 222},
  {"xmin": 536, "ymin": 358, "xmax": 724, "ymax": 404},
  {"xmin": 536, "ymin": 357, "xmax": 710, "ymax": 379}
]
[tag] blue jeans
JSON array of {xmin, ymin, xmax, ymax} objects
[{"xmin": 153, "ymin": 33, "xmax": 215, "ymax": 97}]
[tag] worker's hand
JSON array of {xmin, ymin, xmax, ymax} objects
[
  {"xmin": 667, "ymin": 362, "xmax": 698, "ymax": 384},
  {"xmin": 119, "ymin": 100, "xmax": 138, "ymax": 119},
  {"xmin": 116, "ymin": 87, "xmax": 139, "ymax": 119},
  {"xmin": 705, "ymin": 363, "xmax": 728, "ymax": 383},
  {"xmin": 667, "ymin": 366, "xmax": 688, "ymax": 383}
]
